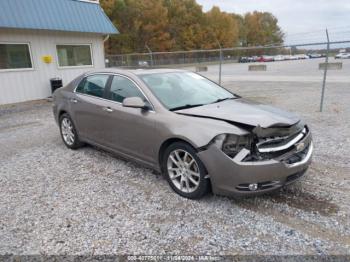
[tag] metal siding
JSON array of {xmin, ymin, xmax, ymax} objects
[
  {"xmin": 0, "ymin": 29, "xmax": 106, "ymax": 104},
  {"xmin": 0, "ymin": 0, "xmax": 118, "ymax": 34}
]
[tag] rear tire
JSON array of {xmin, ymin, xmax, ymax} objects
[
  {"xmin": 59, "ymin": 113, "xmax": 84, "ymax": 149},
  {"xmin": 162, "ymin": 142, "xmax": 210, "ymax": 199}
]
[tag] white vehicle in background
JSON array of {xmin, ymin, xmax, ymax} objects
[
  {"xmin": 335, "ymin": 53, "xmax": 350, "ymax": 59},
  {"xmin": 274, "ymin": 55, "xmax": 285, "ymax": 61},
  {"xmin": 308, "ymin": 53, "xmax": 322, "ymax": 59},
  {"xmin": 284, "ymin": 55, "xmax": 298, "ymax": 60},
  {"xmin": 138, "ymin": 61, "xmax": 150, "ymax": 67},
  {"xmin": 296, "ymin": 54, "xmax": 309, "ymax": 59}
]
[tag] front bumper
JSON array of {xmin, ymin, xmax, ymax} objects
[{"xmin": 197, "ymin": 131, "xmax": 313, "ymax": 196}]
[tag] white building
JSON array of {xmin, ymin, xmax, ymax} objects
[{"xmin": 0, "ymin": 0, "xmax": 118, "ymax": 105}]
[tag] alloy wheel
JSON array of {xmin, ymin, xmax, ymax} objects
[
  {"xmin": 61, "ymin": 118, "xmax": 75, "ymax": 146},
  {"xmin": 167, "ymin": 149, "xmax": 200, "ymax": 193}
]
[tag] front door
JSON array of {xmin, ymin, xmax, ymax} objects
[{"xmin": 102, "ymin": 75, "xmax": 157, "ymax": 164}]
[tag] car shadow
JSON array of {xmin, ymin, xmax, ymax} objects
[{"xmin": 228, "ymin": 184, "xmax": 339, "ymax": 217}]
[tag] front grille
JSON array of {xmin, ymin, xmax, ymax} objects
[
  {"xmin": 252, "ymin": 147, "xmax": 293, "ymax": 161},
  {"xmin": 257, "ymin": 132, "xmax": 299, "ymax": 150},
  {"xmin": 257, "ymin": 127, "xmax": 307, "ymax": 153},
  {"xmin": 241, "ymin": 125, "xmax": 311, "ymax": 163}
]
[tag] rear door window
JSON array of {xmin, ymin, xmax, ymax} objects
[{"xmin": 76, "ymin": 75, "xmax": 110, "ymax": 98}]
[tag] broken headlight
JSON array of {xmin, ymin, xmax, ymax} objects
[{"xmin": 212, "ymin": 134, "xmax": 252, "ymax": 158}]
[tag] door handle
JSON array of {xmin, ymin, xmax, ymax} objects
[
  {"xmin": 70, "ymin": 98, "xmax": 78, "ymax": 103},
  {"xmin": 103, "ymin": 107, "xmax": 113, "ymax": 113}
]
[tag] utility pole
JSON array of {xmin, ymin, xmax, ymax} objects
[
  {"xmin": 320, "ymin": 29, "xmax": 330, "ymax": 112},
  {"xmin": 216, "ymin": 39, "xmax": 223, "ymax": 85},
  {"xmin": 145, "ymin": 44, "xmax": 153, "ymax": 67}
]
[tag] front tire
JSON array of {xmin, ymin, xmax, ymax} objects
[
  {"xmin": 162, "ymin": 142, "xmax": 210, "ymax": 199},
  {"xmin": 59, "ymin": 113, "xmax": 83, "ymax": 149}
]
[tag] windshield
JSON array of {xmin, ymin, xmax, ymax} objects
[{"xmin": 140, "ymin": 72, "xmax": 236, "ymax": 111}]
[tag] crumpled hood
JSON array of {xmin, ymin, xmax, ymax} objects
[{"xmin": 176, "ymin": 98, "xmax": 300, "ymax": 128}]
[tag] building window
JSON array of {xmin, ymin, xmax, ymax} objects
[
  {"xmin": 0, "ymin": 43, "xmax": 33, "ymax": 70},
  {"xmin": 56, "ymin": 44, "xmax": 93, "ymax": 67}
]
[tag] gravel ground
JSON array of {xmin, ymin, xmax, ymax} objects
[{"xmin": 0, "ymin": 77, "xmax": 349, "ymax": 256}]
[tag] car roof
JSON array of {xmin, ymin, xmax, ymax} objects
[{"xmin": 84, "ymin": 68, "xmax": 187, "ymax": 77}]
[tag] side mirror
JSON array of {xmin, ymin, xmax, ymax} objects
[{"xmin": 122, "ymin": 97, "xmax": 148, "ymax": 109}]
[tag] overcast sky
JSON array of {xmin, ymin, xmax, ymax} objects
[{"xmin": 196, "ymin": 0, "xmax": 350, "ymax": 44}]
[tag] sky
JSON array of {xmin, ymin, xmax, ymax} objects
[{"xmin": 196, "ymin": 0, "xmax": 350, "ymax": 44}]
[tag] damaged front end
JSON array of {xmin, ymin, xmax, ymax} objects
[
  {"xmin": 175, "ymin": 98, "xmax": 313, "ymax": 195},
  {"xmin": 197, "ymin": 120, "xmax": 313, "ymax": 196},
  {"xmin": 243, "ymin": 121, "xmax": 312, "ymax": 165},
  {"xmin": 208, "ymin": 120, "xmax": 311, "ymax": 163}
]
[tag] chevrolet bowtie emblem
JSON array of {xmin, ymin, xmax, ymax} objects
[{"xmin": 296, "ymin": 142, "xmax": 305, "ymax": 151}]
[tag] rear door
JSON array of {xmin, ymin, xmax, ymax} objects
[{"xmin": 70, "ymin": 74, "xmax": 112, "ymax": 145}]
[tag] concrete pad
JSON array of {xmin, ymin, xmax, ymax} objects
[
  {"xmin": 195, "ymin": 65, "xmax": 208, "ymax": 72},
  {"xmin": 319, "ymin": 62, "xmax": 342, "ymax": 70},
  {"xmin": 249, "ymin": 64, "xmax": 267, "ymax": 71}
]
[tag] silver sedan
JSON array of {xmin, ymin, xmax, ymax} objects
[{"xmin": 53, "ymin": 69, "xmax": 313, "ymax": 199}]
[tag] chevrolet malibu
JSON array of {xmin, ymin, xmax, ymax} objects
[{"xmin": 53, "ymin": 69, "xmax": 313, "ymax": 199}]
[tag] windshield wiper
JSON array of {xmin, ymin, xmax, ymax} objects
[
  {"xmin": 211, "ymin": 97, "xmax": 235, "ymax": 104},
  {"xmin": 169, "ymin": 104, "xmax": 204, "ymax": 111}
]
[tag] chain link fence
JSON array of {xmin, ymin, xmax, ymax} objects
[
  {"xmin": 106, "ymin": 40, "xmax": 350, "ymax": 112},
  {"xmin": 106, "ymin": 41, "xmax": 350, "ymax": 68}
]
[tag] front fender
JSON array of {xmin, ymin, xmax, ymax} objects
[{"xmin": 155, "ymin": 113, "xmax": 250, "ymax": 150}]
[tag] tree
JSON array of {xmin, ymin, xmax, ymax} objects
[
  {"xmin": 164, "ymin": 0, "xmax": 205, "ymax": 50},
  {"xmin": 243, "ymin": 11, "xmax": 284, "ymax": 46},
  {"xmin": 101, "ymin": 0, "xmax": 173, "ymax": 53},
  {"xmin": 135, "ymin": 0, "xmax": 173, "ymax": 51},
  {"xmin": 100, "ymin": 0, "xmax": 117, "ymax": 17},
  {"xmin": 202, "ymin": 6, "xmax": 239, "ymax": 49},
  {"xmin": 100, "ymin": 0, "xmax": 284, "ymax": 54},
  {"xmin": 231, "ymin": 14, "xmax": 245, "ymax": 46}
]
